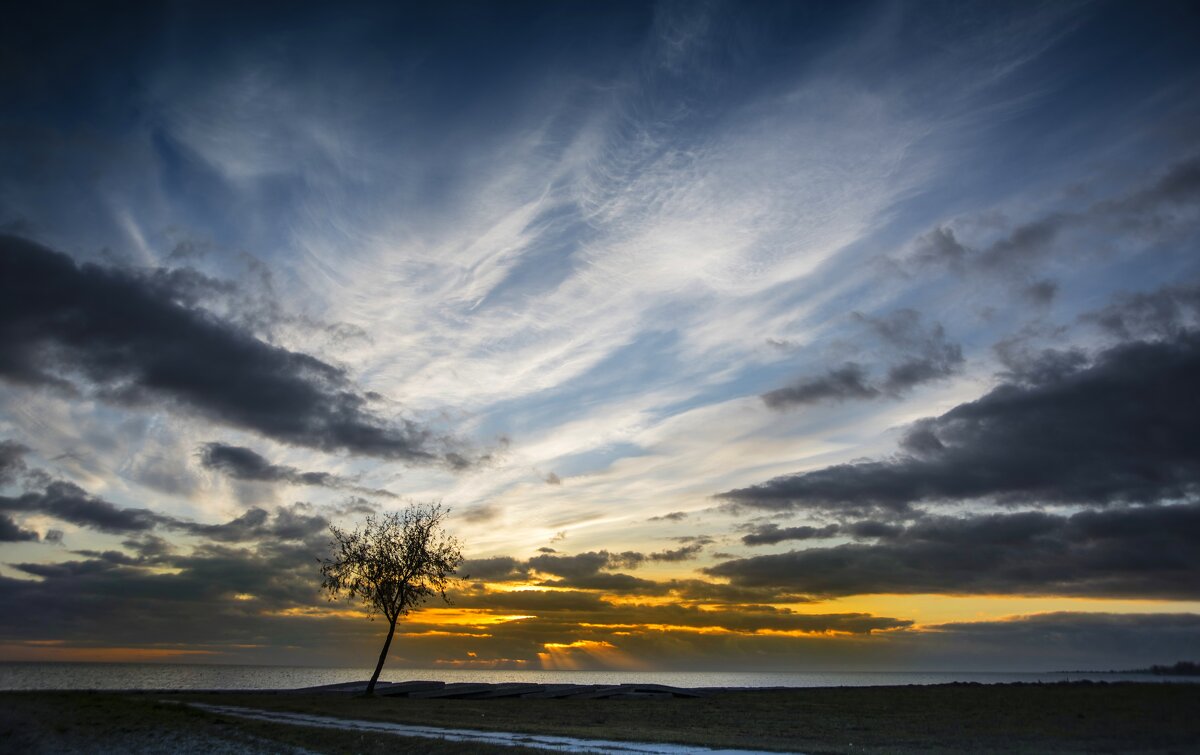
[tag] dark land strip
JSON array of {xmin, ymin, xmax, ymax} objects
[{"xmin": 2, "ymin": 680, "xmax": 1199, "ymax": 753}]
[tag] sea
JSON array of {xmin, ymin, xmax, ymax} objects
[{"xmin": 0, "ymin": 662, "xmax": 1191, "ymax": 691}]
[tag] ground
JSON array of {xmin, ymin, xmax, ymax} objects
[{"xmin": 1, "ymin": 682, "xmax": 1198, "ymax": 754}]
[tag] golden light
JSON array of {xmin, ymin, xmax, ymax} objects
[{"xmin": 537, "ymin": 639, "xmax": 642, "ymax": 671}]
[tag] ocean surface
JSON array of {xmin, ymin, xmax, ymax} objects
[{"xmin": 0, "ymin": 662, "xmax": 1191, "ymax": 691}]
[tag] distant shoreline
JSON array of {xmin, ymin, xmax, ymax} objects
[{"xmin": 1059, "ymin": 661, "xmax": 1200, "ymax": 677}]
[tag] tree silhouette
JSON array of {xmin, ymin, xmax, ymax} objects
[{"xmin": 319, "ymin": 502, "xmax": 464, "ymax": 694}]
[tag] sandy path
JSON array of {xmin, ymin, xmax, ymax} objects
[{"xmin": 184, "ymin": 702, "xmax": 795, "ymax": 754}]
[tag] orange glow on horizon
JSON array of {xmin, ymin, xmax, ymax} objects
[
  {"xmin": 789, "ymin": 593, "xmax": 1200, "ymax": 625},
  {"xmin": 410, "ymin": 608, "xmax": 536, "ymax": 625},
  {"xmin": 538, "ymin": 639, "xmax": 642, "ymax": 671}
]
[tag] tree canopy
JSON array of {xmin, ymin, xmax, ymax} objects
[{"xmin": 319, "ymin": 502, "xmax": 464, "ymax": 693}]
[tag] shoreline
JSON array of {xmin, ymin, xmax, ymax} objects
[{"xmin": 3, "ymin": 681, "xmax": 1198, "ymax": 753}]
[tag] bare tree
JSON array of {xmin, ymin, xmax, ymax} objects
[{"xmin": 319, "ymin": 502, "xmax": 464, "ymax": 694}]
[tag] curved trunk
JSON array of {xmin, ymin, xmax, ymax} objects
[{"xmin": 366, "ymin": 616, "xmax": 398, "ymax": 695}]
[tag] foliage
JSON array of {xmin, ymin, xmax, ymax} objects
[{"xmin": 319, "ymin": 502, "xmax": 464, "ymax": 624}]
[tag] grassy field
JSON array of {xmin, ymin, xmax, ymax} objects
[{"xmin": 2, "ymin": 682, "xmax": 1198, "ymax": 753}]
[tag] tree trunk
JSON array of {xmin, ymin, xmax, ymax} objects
[{"xmin": 366, "ymin": 616, "xmax": 398, "ymax": 695}]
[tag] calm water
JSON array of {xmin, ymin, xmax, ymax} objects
[{"xmin": 0, "ymin": 662, "xmax": 1190, "ymax": 691}]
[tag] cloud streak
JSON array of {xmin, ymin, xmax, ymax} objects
[
  {"xmin": 726, "ymin": 328, "xmax": 1200, "ymax": 513},
  {"xmin": 707, "ymin": 503, "xmax": 1200, "ymax": 599},
  {"xmin": 0, "ymin": 236, "xmax": 475, "ymax": 466},
  {"xmin": 198, "ymin": 442, "xmax": 397, "ymax": 498}
]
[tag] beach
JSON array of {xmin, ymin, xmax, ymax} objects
[{"xmin": 2, "ymin": 681, "xmax": 1198, "ymax": 753}]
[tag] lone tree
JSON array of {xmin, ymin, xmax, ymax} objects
[{"xmin": 319, "ymin": 502, "xmax": 464, "ymax": 694}]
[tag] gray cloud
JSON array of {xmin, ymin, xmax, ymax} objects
[
  {"xmin": 648, "ymin": 511, "xmax": 689, "ymax": 522},
  {"xmin": 763, "ymin": 310, "xmax": 962, "ymax": 410},
  {"xmin": 181, "ymin": 503, "xmax": 328, "ymax": 543},
  {"xmin": 0, "ymin": 440, "xmax": 29, "ymax": 486},
  {"xmin": 0, "ymin": 514, "xmax": 39, "ymax": 542},
  {"xmin": 1023, "ymin": 279, "xmax": 1058, "ymax": 306},
  {"xmin": 0, "ymin": 235, "xmax": 471, "ymax": 466},
  {"xmin": 0, "ymin": 481, "xmax": 170, "ymax": 534},
  {"xmin": 527, "ymin": 543, "xmax": 710, "ymax": 580},
  {"xmin": 1085, "ymin": 281, "xmax": 1200, "ymax": 341},
  {"xmin": 727, "ymin": 329, "xmax": 1200, "ymax": 513},
  {"xmin": 706, "ymin": 503, "xmax": 1200, "ymax": 599},
  {"xmin": 198, "ymin": 442, "xmax": 397, "ymax": 498},
  {"xmin": 741, "ymin": 523, "xmax": 840, "ymax": 546},
  {"xmin": 918, "ymin": 612, "xmax": 1200, "ymax": 669},
  {"xmin": 460, "ymin": 556, "xmax": 529, "ymax": 582},
  {"xmin": 763, "ymin": 363, "xmax": 878, "ymax": 408},
  {"xmin": 911, "ymin": 156, "xmax": 1200, "ymax": 276},
  {"xmin": 0, "ymin": 469, "xmax": 328, "ymax": 543}
]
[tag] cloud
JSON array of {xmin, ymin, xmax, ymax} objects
[
  {"xmin": 0, "ymin": 440, "xmax": 29, "ymax": 486},
  {"xmin": 741, "ymin": 523, "xmax": 840, "ymax": 546},
  {"xmin": 0, "ymin": 481, "xmax": 170, "ymax": 534},
  {"xmin": 763, "ymin": 363, "xmax": 878, "ymax": 408},
  {"xmin": 0, "ymin": 470, "xmax": 328, "ymax": 542},
  {"xmin": 909, "ymin": 156, "xmax": 1200, "ymax": 276},
  {"xmin": 0, "ymin": 236, "xmax": 470, "ymax": 465},
  {"xmin": 1085, "ymin": 281, "xmax": 1200, "ymax": 341},
  {"xmin": 916, "ymin": 612, "xmax": 1200, "ymax": 669},
  {"xmin": 0, "ymin": 514, "xmax": 39, "ymax": 542},
  {"xmin": 527, "ymin": 544, "xmax": 709, "ymax": 581},
  {"xmin": 181, "ymin": 503, "xmax": 328, "ymax": 543},
  {"xmin": 1023, "ymin": 279, "xmax": 1058, "ymax": 306},
  {"xmin": 706, "ymin": 503, "xmax": 1200, "ymax": 599},
  {"xmin": 763, "ymin": 310, "xmax": 962, "ymax": 410},
  {"xmin": 198, "ymin": 442, "xmax": 397, "ymax": 498},
  {"xmin": 460, "ymin": 556, "xmax": 529, "ymax": 582},
  {"xmin": 726, "ymin": 328, "xmax": 1200, "ymax": 513},
  {"xmin": 648, "ymin": 511, "xmax": 688, "ymax": 522}
]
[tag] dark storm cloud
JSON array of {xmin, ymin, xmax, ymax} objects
[
  {"xmin": 537, "ymin": 572, "xmax": 663, "ymax": 593},
  {"xmin": 927, "ymin": 611, "xmax": 1200, "ymax": 645},
  {"xmin": 726, "ymin": 330, "xmax": 1200, "ymax": 513},
  {"xmin": 911, "ymin": 155, "xmax": 1200, "ymax": 274},
  {"xmin": 741, "ymin": 523, "xmax": 840, "ymax": 546},
  {"xmin": 527, "ymin": 544, "xmax": 708, "ymax": 580},
  {"xmin": 917, "ymin": 612, "xmax": 1200, "ymax": 668},
  {"xmin": 460, "ymin": 556, "xmax": 529, "ymax": 582},
  {"xmin": 182, "ymin": 503, "xmax": 328, "ymax": 543},
  {"xmin": 0, "ymin": 481, "xmax": 169, "ymax": 534},
  {"xmin": 0, "ymin": 514, "xmax": 39, "ymax": 542},
  {"xmin": 0, "ymin": 469, "xmax": 327, "ymax": 542},
  {"xmin": 705, "ymin": 503, "xmax": 1200, "ymax": 599},
  {"xmin": 0, "ymin": 527, "xmax": 343, "ymax": 653},
  {"xmin": 526, "ymin": 550, "xmax": 611, "ymax": 579},
  {"xmin": 992, "ymin": 338, "xmax": 1089, "ymax": 387},
  {"xmin": 0, "ymin": 236, "xmax": 467, "ymax": 465},
  {"xmin": 199, "ymin": 442, "xmax": 397, "ymax": 498},
  {"xmin": 763, "ymin": 310, "xmax": 962, "ymax": 410}
]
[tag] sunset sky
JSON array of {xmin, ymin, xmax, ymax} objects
[{"xmin": 2, "ymin": 0, "xmax": 1199, "ymax": 672}]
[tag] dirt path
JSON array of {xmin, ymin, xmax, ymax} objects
[{"xmin": 184, "ymin": 701, "xmax": 795, "ymax": 754}]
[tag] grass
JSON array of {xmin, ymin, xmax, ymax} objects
[
  {"xmin": 3, "ymin": 682, "xmax": 1198, "ymax": 753},
  {"xmin": 0, "ymin": 691, "xmax": 540, "ymax": 754}
]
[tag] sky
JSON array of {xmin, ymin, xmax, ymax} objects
[{"xmin": 1, "ymin": 0, "xmax": 1199, "ymax": 673}]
